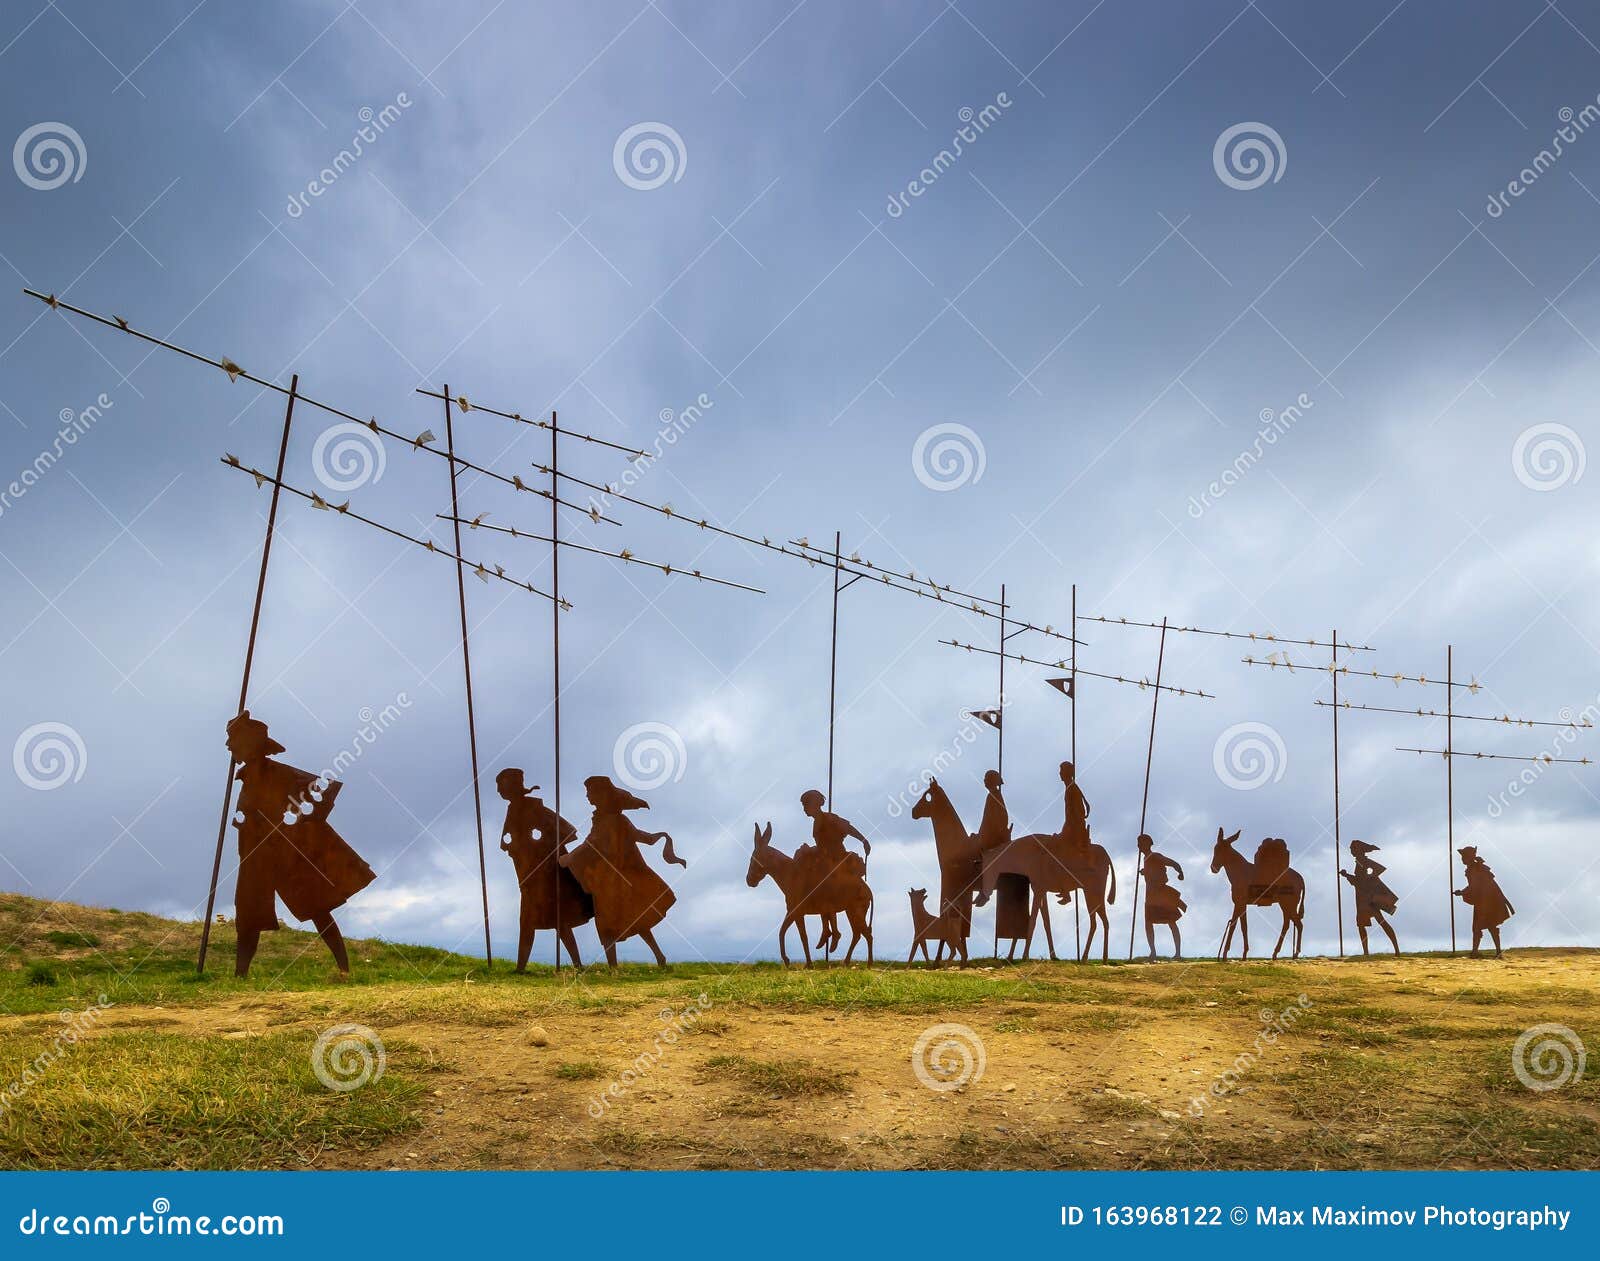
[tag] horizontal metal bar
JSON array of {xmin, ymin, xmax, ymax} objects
[
  {"xmin": 1396, "ymin": 746, "xmax": 1592, "ymax": 766},
  {"xmin": 221, "ymin": 459, "xmax": 562, "ymax": 604},
  {"xmin": 1315, "ymin": 699, "xmax": 1590, "ymax": 730},
  {"xmin": 940, "ymin": 638, "xmax": 1214, "ymax": 698},
  {"xmin": 415, "ymin": 388, "xmax": 649, "ymax": 459},
  {"xmin": 1090, "ymin": 613, "xmax": 1374, "ymax": 652},
  {"xmin": 436, "ymin": 514, "xmax": 764, "ymax": 594},
  {"xmin": 22, "ymin": 288, "xmax": 618, "ymax": 525}
]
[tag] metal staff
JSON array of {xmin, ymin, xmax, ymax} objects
[
  {"xmin": 197, "ymin": 374, "xmax": 299, "ymax": 974},
  {"xmin": 551, "ymin": 413, "xmax": 564, "ymax": 973},
  {"xmin": 442, "ymin": 385, "xmax": 492, "ymax": 970},
  {"xmin": 1128, "ymin": 617, "xmax": 1168, "ymax": 959}
]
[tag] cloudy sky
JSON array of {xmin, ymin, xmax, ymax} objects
[{"xmin": 2, "ymin": 0, "xmax": 1598, "ymax": 964}]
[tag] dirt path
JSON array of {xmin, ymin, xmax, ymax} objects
[{"xmin": 33, "ymin": 950, "xmax": 1593, "ymax": 1169}]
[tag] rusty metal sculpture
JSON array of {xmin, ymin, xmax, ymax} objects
[
  {"xmin": 908, "ymin": 887, "xmax": 967, "ymax": 965},
  {"xmin": 1136, "ymin": 833, "xmax": 1186, "ymax": 960},
  {"xmin": 496, "ymin": 768, "xmax": 592, "ymax": 971},
  {"xmin": 1455, "ymin": 844, "xmax": 1514, "ymax": 958},
  {"xmin": 224, "ymin": 711, "xmax": 375, "ymax": 978},
  {"xmin": 745, "ymin": 822, "xmax": 874, "ymax": 966},
  {"xmin": 910, "ymin": 777, "xmax": 985, "ymax": 946},
  {"xmin": 558, "ymin": 775, "xmax": 685, "ymax": 967},
  {"xmin": 797, "ymin": 788, "xmax": 871, "ymax": 954},
  {"xmin": 1212, "ymin": 828, "xmax": 1304, "ymax": 959},
  {"xmin": 914, "ymin": 774, "xmax": 1116, "ymax": 961},
  {"xmin": 1340, "ymin": 838, "xmax": 1399, "ymax": 956}
]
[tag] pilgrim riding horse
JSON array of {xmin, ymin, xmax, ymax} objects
[
  {"xmin": 745, "ymin": 822, "xmax": 873, "ymax": 966},
  {"xmin": 913, "ymin": 778, "xmax": 1116, "ymax": 961}
]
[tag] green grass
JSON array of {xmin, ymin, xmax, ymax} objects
[
  {"xmin": 552, "ymin": 1060, "xmax": 608, "ymax": 1081},
  {"xmin": 0, "ymin": 1030, "xmax": 425, "ymax": 1169},
  {"xmin": 703, "ymin": 1054, "xmax": 852, "ymax": 1098}
]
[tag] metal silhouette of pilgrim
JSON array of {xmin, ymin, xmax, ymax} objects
[
  {"xmin": 1341, "ymin": 839, "xmax": 1399, "ymax": 956},
  {"xmin": 907, "ymin": 887, "xmax": 967, "ymax": 965},
  {"xmin": 796, "ymin": 788, "xmax": 871, "ymax": 955},
  {"xmin": 224, "ymin": 711, "xmax": 375, "ymax": 978},
  {"xmin": 1456, "ymin": 844, "xmax": 1515, "ymax": 957},
  {"xmin": 1136, "ymin": 833, "xmax": 1186, "ymax": 960},
  {"xmin": 745, "ymin": 819, "xmax": 874, "ymax": 966},
  {"xmin": 496, "ymin": 768, "xmax": 592, "ymax": 971},
  {"xmin": 558, "ymin": 775, "xmax": 684, "ymax": 967},
  {"xmin": 1211, "ymin": 829, "xmax": 1304, "ymax": 959}
]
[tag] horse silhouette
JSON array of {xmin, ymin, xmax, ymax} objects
[
  {"xmin": 910, "ymin": 778, "xmax": 986, "ymax": 942},
  {"xmin": 913, "ymin": 778, "xmax": 1115, "ymax": 960},
  {"xmin": 745, "ymin": 822, "xmax": 873, "ymax": 966},
  {"xmin": 1210, "ymin": 827, "xmax": 1304, "ymax": 959}
]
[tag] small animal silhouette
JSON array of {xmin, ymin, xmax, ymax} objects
[{"xmin": 907, "ymin": 887, "xmax": 968, "ymax": 966}]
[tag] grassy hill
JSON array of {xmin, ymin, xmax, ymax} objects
[{"xmin": 1, "ymin": 892, "xmax": 1596, "ymax": 1170}]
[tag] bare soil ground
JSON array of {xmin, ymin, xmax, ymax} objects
[{"xmin": 1, "ymin": 895, "xmax": 1596, "ymax": 1169}]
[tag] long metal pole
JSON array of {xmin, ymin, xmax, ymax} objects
[
  {"xmin": 1447, "ymin": 643, "xmax": 1456, "ymax": 954},
  {"xmin": 827, "ymin": 530, "xmax": 841, "ymax": 805},
  {"xmin": 997, "ymin": 584, "xmax": 1006, "ymax": 779},
  {"xmin": 443, "ymin": 387, "xmax": 492, "ymax": 970},
  {"xmin": 1128, "ymin": 616, "xmax": 1168, "ymax": 959},
  {"xmin": 198, "ymin": 374, "xmax": 299, "ymax": 973},
  {"xmin": 1071, "ymin": 583, "xmax": 1080, "ymax": 958},
  {"xmin": 1332, "ymin": 628, "xmax": 1344, "ymax": 958},
  {"xmin": 552, "ymin": 414, "xmax": 563, "ymax": 973}
]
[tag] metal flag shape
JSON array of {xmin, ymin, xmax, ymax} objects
[
  {"xmin": 1046, "ymin": 676, "xmax": 1074, "ymax": 699},
  {"xmin": 968, "ymin": 708, "xmax": 1002, "ymax": 729}
]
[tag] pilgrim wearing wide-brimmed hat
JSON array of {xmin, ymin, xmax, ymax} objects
[
  {"xmin": 558, "ymin": 775, "xmax": 686, "ymax": 967},
  {"xmin": 1137, "ymin": 833, "xmax": 1186, "ymax": 960},
  {"xmin": 1341, "ymin": 839, "xmax": 1400, "ymax": 956},
  {"xmin": 224, "ymin": 711, "xmax": 374, "ymax": 978},
  {"xmin": 495, "ymin": 767, "xmax": 592, "ymax": 971},
  {"xmin": 1455, "ymin": 845, "xmax": 1515, "ymax": 958}
]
